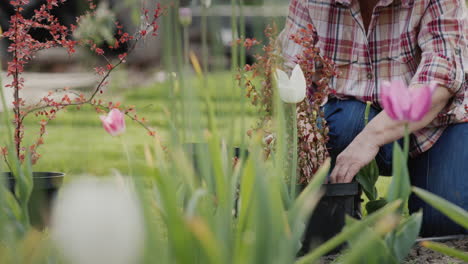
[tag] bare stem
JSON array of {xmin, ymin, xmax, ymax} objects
[{"xmin": 12, "ymin": 10, "xmax": 21, "ymax": 159}]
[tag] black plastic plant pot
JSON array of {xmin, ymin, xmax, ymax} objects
[
  {"xmin": 299, "ymin": 181, "xmax": 361, "ymax": 256},
  {"xmin": 2, "ymin": 172, "xmax": 64, "ymax": 229}
]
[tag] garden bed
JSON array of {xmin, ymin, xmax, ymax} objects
[
  {"xmin": 318, "ymin": 236, "xmax": 468, "ymax": 264},
  {"xmin": 405, "ymin": 237, "xmax": 468, "ymax": 264}
]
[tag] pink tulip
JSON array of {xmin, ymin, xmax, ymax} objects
[
  {"xmin": 178, "ymin": 7, "xmax": 192, "ymax": 26},
  {"xmin": 100, "ymin": 109, "xmax": 126, "ymax": 136},
  {"xmin": 380, "ymin": 80, "xmax": 435, "ymax": 122}
]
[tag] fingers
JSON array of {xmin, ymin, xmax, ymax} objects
[
  {"xmin": 336, "ymin": 165, "xmax": 349, "ymax": 183},
  {"xmin": 329, "ymin": 167, "xmax": 337, "ymax": 184},
  {"xmin": 330, "ymin": 159, "xmax": 360, "ymax": 184},
  {"xmin": 330, "ymin": 165, "xmax": 350, "ymax": 184},
  {"xmin": 343, "ymin": 164, "xmax": 361, "ymax": 183}
]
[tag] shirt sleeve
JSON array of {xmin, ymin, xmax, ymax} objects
[
  {"xmin": 410, "ymin": 0, "xmax": 467, "ymax": 95},
  {"xmin": 278, "ymin": 0, "xmax": 313, "ymax": 71}
]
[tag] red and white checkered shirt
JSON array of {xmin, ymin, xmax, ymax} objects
[{"xmin": 280, "ymin": 0, "xmax": 468, "ymax": 156}]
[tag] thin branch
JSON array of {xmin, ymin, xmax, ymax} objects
[{"xmin": 21, "ymin": 21, "xmax": 152, "ymax": 118}]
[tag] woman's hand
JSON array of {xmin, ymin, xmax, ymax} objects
[{"xmin": 329, "ymin": 131, "xmax": 380, "ymax": 183}]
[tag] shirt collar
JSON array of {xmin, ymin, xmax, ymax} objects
[{"xmin": 333, "ymin": 0, "xmax": 414, "ymax": 8}]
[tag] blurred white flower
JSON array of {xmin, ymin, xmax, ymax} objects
[
  {"xmin": 51, "ymin": 177, "xmax": 144, "ymax": 264},
  {"xmin": 201, "ymin": 0, "xmax": 212, "ymax": 8},
  {"xmin": 275, "ymin": 64, "xmax": 307, "ymax": 104}
]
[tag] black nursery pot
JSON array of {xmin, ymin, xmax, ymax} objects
[
  {"xmin": 299, "ymin": 181, "xmax": 361, "ymax": 255},
  {"xmin": 3, "ymin": 172, "xmax": 64, "ymax": 229}
]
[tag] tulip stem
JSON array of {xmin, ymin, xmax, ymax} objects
[
  {"xmin": 290, "ymin": 104, "xmax": 298, "ymax": 197},
  {"xmin": 182, "ymin": 25, "xmax": 191, "ymax": 140},
  {"xmin": 183, "ymin": 25, "xmax": 190, "ymax": 68},
  {"xmin": 120, "ymin": 137, "xmax": 133, "ymax": 176},
  {"xmin": 201, "ymin": 7, "xmax": 208, "ymax": 75},
  {"xmin": 403, "ymin": 124, "xmax": 410, "ymax": 161}
]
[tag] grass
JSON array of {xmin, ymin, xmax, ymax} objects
[
  {"xmin": 1, "ymin": 70, "xmax": 390, "ymax": 200},
  {"xmin": 1, "ymin": 71, "xmax": 257, "ymax": 176}
]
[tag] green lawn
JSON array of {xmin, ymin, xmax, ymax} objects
[
  {"xmin": 0, "ymin": 71, "xmax": 255, "ymax": 176},
  {"xmin": 1, "ymin": 70, "xmax": 390, "ymax": 201}
]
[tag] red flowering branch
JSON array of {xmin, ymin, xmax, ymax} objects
[
  {"xmin": 290, "ymin": 24, "xmax": 339, "ymax": 182},
  {"xmin": 2, "ymin": 0, "xmax": 164, "ymax": 164},
  {"xmin": 239, "ymin": 24, "xmax": 280, "ymax": 143}
]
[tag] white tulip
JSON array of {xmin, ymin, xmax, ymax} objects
[
  {"xmin": 51, "ymin": 177, "xmax": 144, "ymax": 264},
  {"xmin": 275, "ymin": 64, "xmax": 307, "ymax": 104}
]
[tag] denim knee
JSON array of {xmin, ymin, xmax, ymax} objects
[
  {"xmin": 408, "ymin": 123, "xmax": 468, "ymax": 236},
  {"xmin": 324, "ymin": 99, "xmax": 370, "ymax": 157}
]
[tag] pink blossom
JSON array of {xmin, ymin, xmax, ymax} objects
[
  {"xmin": 178, "ymin": 7, "xmax": 192, "ymax": 26},
  {"xmin": 380, "ymin": 80, "xmax": 435, "ymax": 122},
  {"xmin": 100, "ymin": 109, "xmax": 126, "ymax": 136}
]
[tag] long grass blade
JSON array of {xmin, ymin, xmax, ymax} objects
[{"xmin": 420, "ymin": 241, "xmax": 468, "ymax": 262}]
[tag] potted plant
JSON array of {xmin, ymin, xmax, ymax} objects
[
  {"xmin": 0, "ymin": 0, "xmax": 162, "ymax": 229},
  {"xmin": 239, "ymin": 23, "xmax": 361, "ymax": 253}
]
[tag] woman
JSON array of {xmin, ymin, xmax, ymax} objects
[{"xmin": 280, "ymin": 0, "xmax": 468, "ymax": 236}]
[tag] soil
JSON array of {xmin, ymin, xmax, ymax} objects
[
  {"xmin": 318, "ymin": 237, "xmax": 468, "ymax": 264},
  {"xmin": 404, "ymin": 237, "xmax": 468, "ymax": 264}
]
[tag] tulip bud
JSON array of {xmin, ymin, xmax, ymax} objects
[
  {"xmin": 275, "ymin": 64, "xmax": 307, "ymax": 104},
  {"xmin": 179, "ymin": 7, "xmax": 192, "ymax": 27},
  {"xmin": 380, "ymin": 80, "xmax": 434, "ymax": 122},
  {"xmin": 100, "ymin": 108, "xmax": 126, "ymax": 136}
]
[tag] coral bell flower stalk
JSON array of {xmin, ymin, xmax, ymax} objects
[
  {"xmin": 275, "ymin": 64, "xmax": 307, "ymax": 104},
  {"xmin": 100, "ymin": 109, "xmax": 126, "ymax": 136}
]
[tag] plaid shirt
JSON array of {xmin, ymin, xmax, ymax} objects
[{"xmin": 279, "ymin": 0, "xmax": 468, "ymax": 156}]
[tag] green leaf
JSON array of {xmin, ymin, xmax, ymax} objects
[
  {"xmin": 186, "ymin": 189, "xmax": 208, "ymax": 218},
  {"xmin": 342, "ymin": 223, "xmax": 398, "ymax": 264},
  {"xmin": 390, "ymin": 211, "xmax": 422, "ymax": 261},
  {"xmin": 186, "ymin": 217, "xmax": 224, "ymax": 264},
  {"xmin": 2, "ymin": 187, "xmax": 22, "ymax": 221},
  {"xmin": 420, "ymin": 241, "xmax": 468, "ymax": 262},
  {"xmin": 412, "ymin": 187, "xmax": 468, "ymax": 229},
  {"xmin": 293, "ymin": 159, "xmax": 330, "ymax": 214},
  {"xmin": 356, "ymin": 160, "xmax": 379, "ymax": 201},
  {"xmin": 288, "ymin": 160, "xmax": 330, "ymax": 253},
  {"xmin": 237, "ymin": 157, "xmax": 257, "ymax": 234},
  {"xmin": 386, "ymin": 143, "xmax": 410, "ymax": 206},
  {"xmin": 366, "ymin": 198, "xmax": 388, "ymax": 215}
]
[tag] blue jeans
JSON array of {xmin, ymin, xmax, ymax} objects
[{"xmin": 324, "ymin": 98, "xmax": 468, "ymax": 236}]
